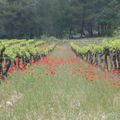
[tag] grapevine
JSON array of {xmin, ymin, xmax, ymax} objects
[
  {"xmin": 71, "ymin": 39, "xmax": 120, "ymax": 71},
  {"xmin": 0, "ymin": 40, "xmax": 56, "ymax": 80}
]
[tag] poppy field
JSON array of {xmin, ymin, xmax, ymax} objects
[{"xmin": 0, "ymin": 39, "xmax": 120, "ymax": 120}]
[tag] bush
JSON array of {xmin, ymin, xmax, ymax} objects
[{"xmin": 113, "ymin": 27, "xmax": 120, "ymax": 38}]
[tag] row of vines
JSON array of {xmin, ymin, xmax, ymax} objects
[
  {"xmin": 0, "ymin": 39, "xmax": 56, "ymax": 80},
  {"xmin": 71, "ymin": 39, "xmax": 120, "ymax": 72}
]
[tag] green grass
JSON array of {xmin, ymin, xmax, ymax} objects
[{"xmin": 0, "ymin": 42, "xmax": 120, "ymax": 120}]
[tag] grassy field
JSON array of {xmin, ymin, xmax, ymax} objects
[{"xmin": 0, "ymin": 41, "xmax": 120, "ymax": 120}]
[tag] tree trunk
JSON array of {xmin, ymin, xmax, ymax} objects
[
  {"xmin": 88, "ymin": 25, "xmax": 93, "ymax": 37},
  {"xmin": 98, "ymin": 25, "xmax": 101, "ymax": 36},
  {"xmin": 80, "ymin": 8, "xmax": 85, "ymax": 38},
  {"xmin": 69, "ymin": 26, "xmax": 73, "ymax": 39}
]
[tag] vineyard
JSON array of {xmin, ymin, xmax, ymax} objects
[
  {"xmin": 0, "ymin": 0, "xmax": 120, "ymax": 119},
  {"xmin": 0, "ymin": 39, "xmax": 56, "ymax": 80},
  {"xmin": 0, "ymin": 38, "xmax": 120, "ymax": 119},
  {"xmin": 71, "ymin": 39, "xmax": 120, "ymax": 72}
]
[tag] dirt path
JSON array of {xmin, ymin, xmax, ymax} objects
[
  {"xmin": 49, "ymin": 43, "xmax": 75, "ymax": 58},
  {"xmin": 42, "ymin": 43, "xmax": 120, "ymax": 87}
]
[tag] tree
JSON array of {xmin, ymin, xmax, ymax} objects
[{"xmin": 0, "ymin": 0, "xmax": 120, "ymax": 39}]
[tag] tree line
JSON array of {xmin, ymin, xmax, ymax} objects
[{"xmin": 0, "ymin": 0, "xmax": 120, "ymax": 39}]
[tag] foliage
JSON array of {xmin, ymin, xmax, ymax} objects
[
  {"xmin": 71, "ymin": 39, "xmax": 120, "ymax": 54},
  {"xmin": 0, "ymin": 39, "xmax": 56, "ymax": 79},
  {"xmin": 71, "ymin": 39, "xmax": 120, "ymax": 70},
  {"xmin": 113, "ymin": 27, "xmax": 120, "ymax": 38},
  {"xmin": 0, "ymin": 0, "xmax": 120, "ymax": 38}
]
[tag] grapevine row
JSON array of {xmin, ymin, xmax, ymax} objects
[
  {"xmin": 0, "ymin": 40, "xmax": 56, "ymax": 80},
  {"xmin": 71, "ymin": 39, "xmax": 120, "ymax": 71}
]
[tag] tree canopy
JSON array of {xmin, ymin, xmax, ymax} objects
[{"xmin": 0, "ymin": 0, "xmax": 120, "ymax": 39}]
